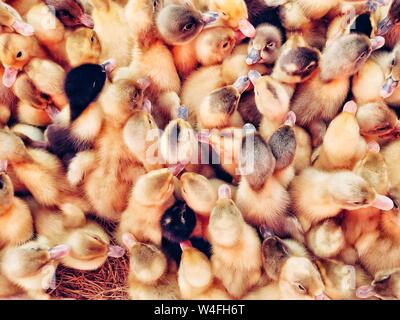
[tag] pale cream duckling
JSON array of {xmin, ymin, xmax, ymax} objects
[
  {"xmin": 65, "ymin": 27, "xmax": 101, "ymax": 67},
  {"xmin": 0, "ymin": 128, "xmax": 89, "ymax": 210},
  {"xmin": 116, "ymin": 166, "xmax": 183, "ymax": 246},
  {"xmin": 0, "ymin": 237, "xmax": 70, "ymax": 300},
  {"xmin": 178, "ymin": 243, "xmax": 231, "ymax": 300},
  {"xmin": 0, "ymin": 165, "xmax": 33, "ymax": 249},
  {"xmin": 356, "ymin": 268, "xmax": 400, "ymax": 299},
  {"xmin": 353, "ymin": 42, "xmax": 400, "ymax": 106},
  {"xmin": 313, "ymin": 101, "xmax": 368, "ymax": 171},
  {"xmin": 245, "ymin": 236, "xmax": 328, "ymax": 300},
  {"xmin": 208, "ymin": 185, "xmax": 262, "ymax": 299},
  {"xmin": 291, "ymin": 34, "xmax": 385, "ymax": 146},
  {"xmin": 32, "ymin": 202, "xmax": 125, "ymax": 271},
  {"xmin": 71, "ymin": 78, "xmax": 149, "ymax": 221},
  {"xmin": 290, "ymin": 167, "xmax": 394, "ymax": 233},
  {"xmin": 122, "ymin": 233, "xmax": 180, "ymax": 300}
]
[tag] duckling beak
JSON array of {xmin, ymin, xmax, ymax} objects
[
  {"xmin": 238, "ymin": 19, "xmax": 256, "ymax": 38},
  {"xmin": 79, "ymin": 13, "xmax": 94, "ymax": 29},
  {"xmin": 201, "ymin": 11, "xmax": 219, "ymax": 26},
  {"xmin": 246, "ymin": 48, "xmax": 261, "ymax": 65},
  {"xmin": 3, "ymin": 67, "xmax": 19, "ymax": 88},
  {"xmin": 142, "ymin": 98, "xmax": 152, "ymax": 113},
  {"xmin": 284, "ymin": 111, "xmax": 297, "ymax": 127},
  {"xmin": 101, "ymin": 59, "xmax": 116, "ymax": 75},
  {"xmin": 371, "ymin": 194, "xmax": 394, "ymax": 211},
  {"xmin": 0, "ymin": 160, "xmax": 7, "ymax": 173},
  {"xmin": 180, "ymin": 240, "xmax": 192, "ymax": 251},
  {"xmin": 107, "ymin": 245, "xmax": 125, "ymax": 258},
  {"xmin": 370, "ymin": 36, "xmax": 386, "ymax": 51},
  {"xmin": 218, "ymin": 184, "xmax": 232, "ymax": 200},
  {"xmin": 381, "ymin": 76, "xmax": 399, "ymax": 98},
  {"xmin": 356, "ymin": 285, "xmax": 377, "ymax": 299},
  {"xmin": 169, "ymin": 163, "xmax": 186, "ymax": 176},
  {"xmin": 367, "ymin": 141, "xmax": 381, "ymax": 153},
  {"xmin": 233, "ymin": 76, "xmax": 250, "ymax": 94},
  {"xmin": 48, "ymin": 244, "xmax": 71, "ymax": 260},
  {"xmin": 377, "ymin": 16, "xmax": 394, "ymax": 36},
  {"xmin": 315, "ymin": 293, "xmax": 331, "ymax": 300},
  {"xmin": 248, "ymin": 70, "xmax": 262, "ymax": 85},
  {"xmin": 11, "ymin": 20, "xmax": 34, "ymax": 36}
]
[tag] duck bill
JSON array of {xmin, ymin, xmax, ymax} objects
[
  {"xmin": 238, "ymin": 18, "xmax": 256, "ymax": 38},
  {"xmin": 356, "ymin": 285, "xmax": 376, "ymax": 299},
  {"xmin": 101, "ymin": 59, "xmax": 117, "ymax": 75},
  {"xmin": 381, "ymin": 76, "xmax": 399, "ymax": 98},
  {"xmin": 79, "ymin": 14, "xmax": 94, "ymax": 28},
  {"xmin": 377, "ymin": 16, "xmax": 394, "ymax": 36},
  {"xmin": 371, "ymin": 194, "xmax": 394, "ymax": 211},
  {"xmin": 218, "ymin": 184, "xmax": 232, "ymax": 200},
  {"xmin": 48, "ymin": 245, "xmax": 71, "ymax": 260},
  {"xmin": 201, "ymin": 11, "xmax": 219, "ymax": 26},
  {"xmin": 370, "ymin": 36, "xmax": 386, "ymax": 51},
  {"xmin": 179, "ymin": 240, "xmax": 192, "ymax": 251},
  {"xmin": 107, "ymin": 245, "xmax": 125, "ymax": 258},
  {"xmin": 233, "ymin": 75, "xmax": 250, "ymax": 94},
  {"xmin": 246, "ymin": 48, "xmax": 262, "ymax": 65},
  {"xmin": 0, "ymin": 160, "xmax": 7, "ymax": 172},
  {"xmin": 169, "ymin": 163, "xmax": 186, "ymax": 176},
  {"xmin": 248, "ymin": 69, "xmax": 262, "ymax": 85},
  {"xmin": 11, "ymin": 20, "xmax": 34, "ymax": 36},
  {"xmin": 2, "ymin": 67, "xmax": 19, "ymax": 88}
]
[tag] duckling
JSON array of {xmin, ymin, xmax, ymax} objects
[
  {"xmin": 178, "ymin": 243, "xmax": 231, "ymax": 300},
  {"xmin": 116, "ymin": 166, "xmax": 182, "ymax": 246},
  {"xmin": 357, "ymin": 268, "xmax": 400, "ymax": 299},
  {"xmin": 0, "ymin": 237, "xmax": 70, "ymax": 300},
  {"xmin": 317, "ymin": 258, "xmax": 373, "ymax": 300},
  {"xmin": 172, "ymin": 26, "xmax": 236, "ymax": 78},
  {"xmin": 291, "ymin": 34, "xmax": 385, "ymax": 145},
  {"xmin": 376, "ymin": 0, "xmax": 400, "ymax": 49},
  {"xmin": 245, "ymin": 236, "xmax": 327, "ymax": 300},
  {"xmin": 313, "ymin": 101, "xmax": 368, "ymax": 171},
  {"xmin": 0, "ymin": 1, "xmax": 34, "ymax": 36},
  {"xmin": 0, "ymin": 169, "xmax": 33, "ymax": 249},
  {"xmin": 197, "ymin": 75, "xmax": 250, "ymax": 130},
  {"xmin": 0, "ymin": 128, "xmax": 89, "ymax": 210},
  {"xmin": 356, "ymin": 101, "xmax": 398, "ymax": 140},
  {"xmin": 45, "ymin": 0, "xmax": 94, "ymax": 28},
  {"xmin": 32, "ymin": 202, "xmax": 124, "ymax": 271},
  {"xmin": 208, "ymin": 185, "xmax": 262, "ymax": 298},
  {"xmin": 122, "ymin": 233, "xmax": 180, "ymax": 300},
  {"xmin": 0, "ymin": 67, "xmax": 17, "ymax": 126},
  {"xmin": 70, "ymin": 78, "xmax": 149, "ymax": 221},
  {"xmin": 65, "ymin": 27, "xmax": 101, "ymax": 67},
  {"xmin": 353, "ymin": 43, "xmax": 400, "ymax": 106},
  {"xmin": 290, "ymin": 167, "xmax": 394, "ymax": 232},
  {"xmin": 235, "ymin": 131, "xmax": 304, "ymax": 241},
  {"xmin": 383, "ymin": 139, "xmax": 400, "ymax": 189}
]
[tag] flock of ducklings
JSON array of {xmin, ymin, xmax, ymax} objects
[{"xmin": 0, "ymin": 0, "xmax": 399, "ymax": 300}]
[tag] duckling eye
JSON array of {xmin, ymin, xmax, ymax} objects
[
  {"xmin": 133, "ymin": 91, "xmax": 139, "ymax": 99},
  {"xmin": 90, "ymin": 36, "xmax": 95, "ymax": 43},
  {"xmin": 392, "ymin": 59, "xmax": 396, "ymax": 67},
  {"xmin": 353, "ymin": 201, "xmax": 364, "ymax": 205},
  {"xmin": 16, "ymin": 51, "xmax": 23, "ymax": 59},
  {"xmin": 183, "ymin": 23, "xmax": 195, "ymax": 32},
  {"xmin": 221, "ymin": 12, "xmax": 228, "ymax": 16},
  {"xmin": 222, "ymin": 41, "xmax": 229, "ymax": 49},
  {"xmin": 358, "ymin": 51, "xmax": 369, "ymax": 60},
  {"xmin": 266, "ymin": 41, "xmax": 276, "ymax": 49},
  {"xmin": 296, "ymin": 283, "xmax": 307, "ymax": 294},
  {"xmin": 377, "ymin": 275, "xmax": 391, "ymax": 283}
]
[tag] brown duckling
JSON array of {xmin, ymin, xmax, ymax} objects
[
  {"xmin": 45, "ymin": 0, "xmax": 94, "ymax": 28},
  {"xmin": 357, "ymin": 268, "xmax": 400, "ymax": 299},
  {"xmin": 375, "ymin": 0, "xmax": 400, "ymax": 49}
]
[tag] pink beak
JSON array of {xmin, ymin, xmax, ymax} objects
[
  {"xmin": 238, "ymin": 19, "xmax": 256, "ymax": 38},
  {"xmin": 3, "ymin": 67, "xmax": 19, "ymax": 88}
]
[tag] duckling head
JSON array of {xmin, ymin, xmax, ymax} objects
[
  {"xmin": 356, "ymin": 102, "xmax": 398, "ymax": 138},
  {"xmin": 160, "ymin": 116, "xmax": 197, "ymax": 165},
  {"xmin": 179, "ymin": 246, "xmax": 213, "ymax": 291},
  {"xmin": 0, "ymin": 171, "xmax": 14, "ymax": 214},
  {"xmin": 247, "ymin": 23, "xmax": 282, "ymax": 65},
  {"xmin": 133, "ymin": 168, "xmax": 177, "ymax": 206},
  {"xmin": 63, "ymin": 223, "xmax": 112, "ymax": 271},
  {"xmin": 156, "ymin": 5, "xmax": 219, "ymax": 45},
  {"xmin": 195, "ymin": 27, "xmax": 236, "ymax": 66},
  {"xmin": 2, "ymin": 238, "xmax": 70, "ymax": 280},
  {"xmin": 45, "ymin": 0, "xmax": 94, "ymax": 28},
  {"xmin": 0, "ymin": 128, "xmax": 30, "ymax": 163},
  {"xmin": 357, "ymin": 269, "xmax": 400, "ymax": 300},
  {"xmin": 209, "ymin": 185, "xmax": 243, "ymax": 247},
  {"xmin": 239, "ymin": 132, "xmax": 276, "ymax": 191},
  {"xmin": 377, "ymin": 0, "xmax": 400, "ymax": 36},
  {"xmin": 199, "ymin": 76, "xmax": 249, "ymax": 129},
  {"xmin": 66, "ymin": 28, "xmax": 101, "ymax": 66},
  {"xmin": 261, "ymin": 236, "xmax": 290, "ymax": 281},
  {"xmin": 0, "ymin": 2, "xmax": 34, "ymax": 36},
  {"xmin": 320, "ymin": 34, "xmax": 384, "ymax": 82},
  {"xmin": 181, "ymin": 172, "xmax": 218, "ymax": 215},
  {"xmin": 161, "ymin": 200, "xmax": 197, "ymax": 243},
  {"xmin": 279, "ymin": 257, "xmax": 328, "ymax": 300},
  {"xmin": 328, "ymin": 171, "xmax": 393, "ymax": 211},
  {"xmin": 100, "ymin": 77, "xmax": 149, "ymax": 124},
  {"xmin": 0, "ymin": 34, "xmax": 36, "ymax": 87},
  {"xmin": 123, "ymin": 234, "xmax": 168, "ymax": 284},
  {"xmin": 273, "ymin": 36, "xmax": 320, "ymax": 84},
  {"xmin": 381, "ymin": 44, "xmax": 400, "ymax": 98}
]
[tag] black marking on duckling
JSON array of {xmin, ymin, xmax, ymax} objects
[
  {"xmin": 279, "ymin": 47, "xmax": 320, "ymax": 78},
  {"xmin": 269, "ymin": 125, "xmax": 297, "ymax": 171}
]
